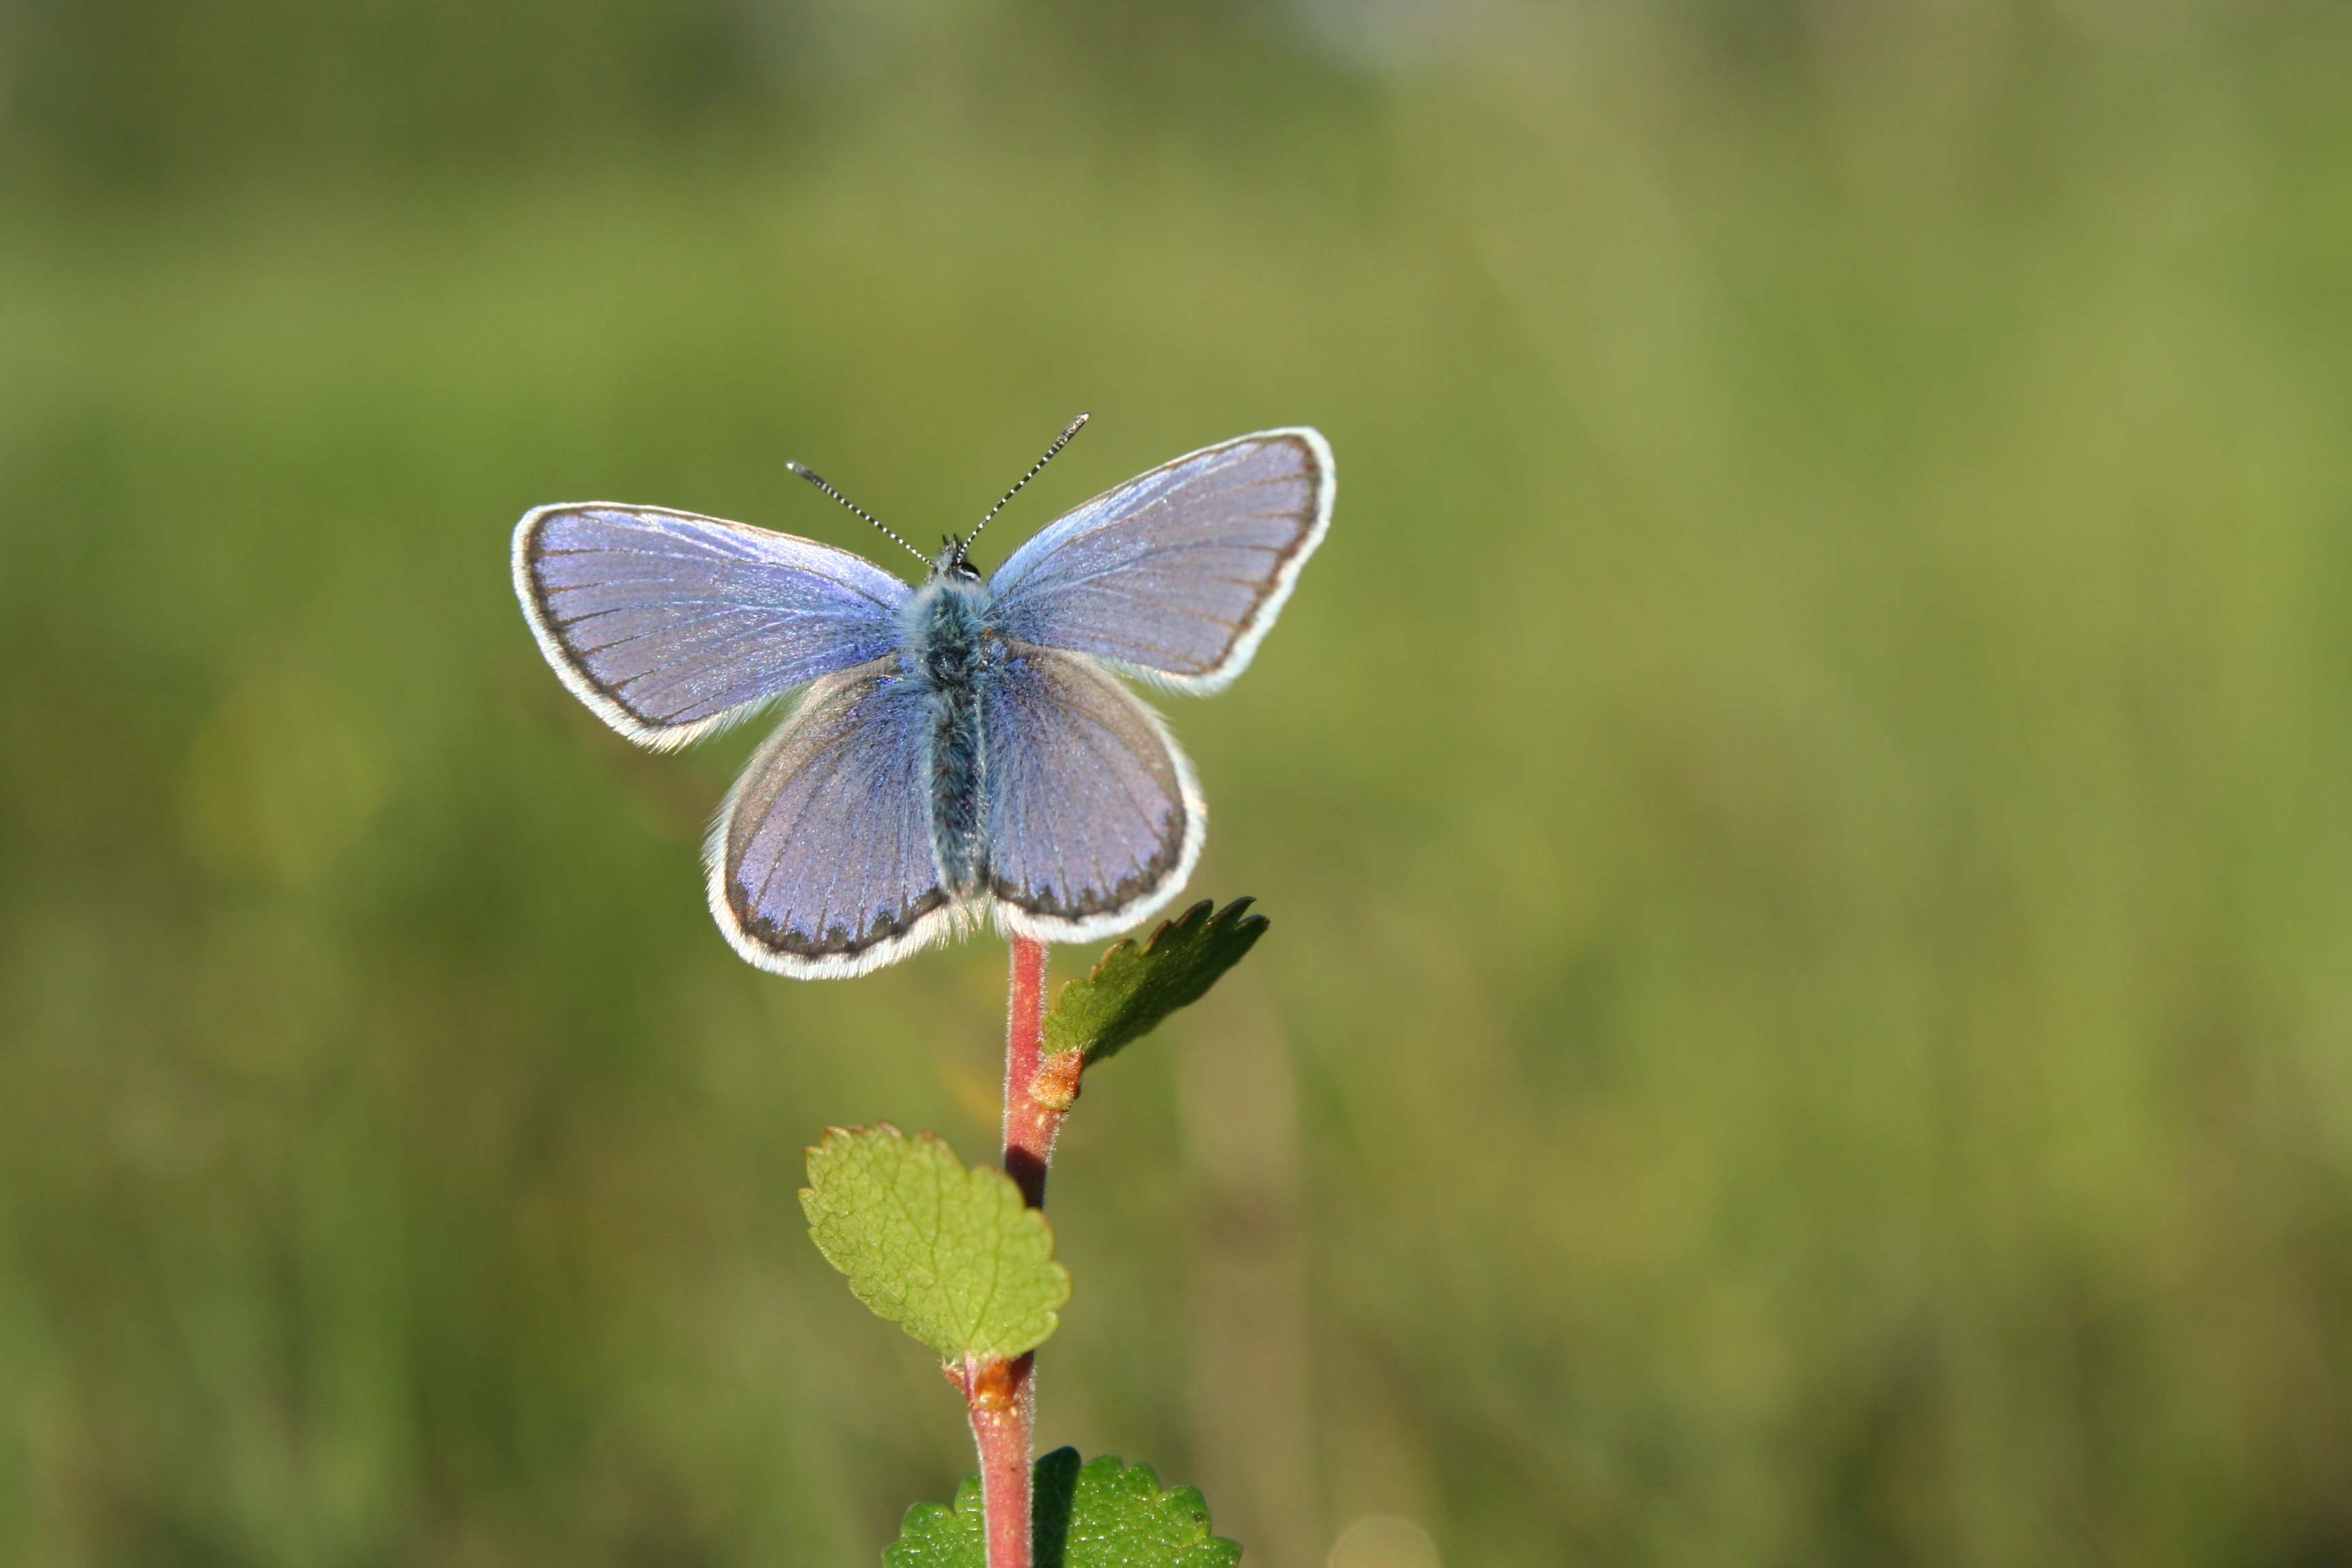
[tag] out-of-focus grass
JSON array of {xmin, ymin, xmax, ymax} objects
[{"xmin": 5, "ymin": 3, "xmax": 2352, "ymax": 1564}]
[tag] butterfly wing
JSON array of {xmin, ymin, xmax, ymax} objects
[
  {"xmin": 514, "ymin": 503, "xmax": 910, "ymax": 749},
  {"xmin": 983, "ymin": 642, "xmax": 1205, "ymax": 945},
  {"xmin": 983, "ymin": 428, "xmax": 1333, "ymax": 694},
  {"xmin": 708, "ymin": 659, "xmax": 965, "ymax": 978}
]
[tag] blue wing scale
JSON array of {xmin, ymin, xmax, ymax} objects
[
  {"xmin": 514, "ymin": 427, "xmax": 1332, "ymax": 979},
  {"xmin": 514, "ymin": 504, "xmax": 909, "ymax": 749},
  {"xmin": 983, "ymin": 643, "xmax": 1205, "ymax": 945},
  {"xmin": 985, "ymin": 429, "xmax": 1333, "ymax": 693},
  {"xmin": 708, "ymin": 660, "xmax": 963, "ymax": 978}
]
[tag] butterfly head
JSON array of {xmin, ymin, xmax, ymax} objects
[
  {"xmin": 934, "ymin": 537, "xmax": 983, "ymax": 582},
  {"xmin": 936, "ymin": 413, "xmax": 1088, "ymax": 586}
]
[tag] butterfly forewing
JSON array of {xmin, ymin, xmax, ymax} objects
[
  {"xmin": 710, "ymin": 660, "xmax": 956, "ymax": 977},
  {"xmin": 515, "ymin": 504, "xmax": 909, "ymax": 747},
  {"xmin": 984, "ymin": 429, "xmax": 1333, "ymax": 693},
  {"xmin": 514, "ymin": 426, "xmax": 1332, "ymax": 978},
  {"xmin": 983, "ymin": 643, "xmax": 1203, "ymax": 943}
]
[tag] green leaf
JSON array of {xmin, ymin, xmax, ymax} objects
[
  {"xmin": 1042, "ymin": 898, "xmax": 1270, "ymax": 1065},
  {"xmin": 800, "ymin": 1125, "xmax": 1070, "ymax": 1362},
  {"xmin": 886, "ymin": 1449, "xmax": 1241, "ymax": 1568}
]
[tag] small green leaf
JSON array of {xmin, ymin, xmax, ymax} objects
[
  {"xmin": 1043, "ymin": 898, "xmax": 1270, "ymax": 1065},
  {"xmin": 800, "ymin": 1125, "xmax": 1070, "ymax": 1362},
  {"xmin": 886, "ymin": 1448, "xmax": 1240, "ymax": 1568}
]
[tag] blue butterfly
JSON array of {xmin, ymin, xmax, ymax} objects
[{"xmin": 512, "ymin": 419, "xmax": 1333, "ymax": 977}]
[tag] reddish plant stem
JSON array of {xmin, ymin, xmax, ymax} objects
[
  {"xmin": 1002, "ymin": 934, "xmax": 1058, "ymax": 1207},
  {"xmin": 966, "ymin": 934, "xmax": 1073, "ymax": 1568},
  {"xmin": 964, "ymin": 1351, "xmax": 1035, "ymax": 1568}
]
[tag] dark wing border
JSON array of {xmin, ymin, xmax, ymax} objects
[
  {"xmin": 985, "ymin": 427, "xmax": 1335, "ymax": 695},
  {"xmin": 986, "ymin": 646, "xmax": 1208, "ymax": 948},
  {"xmin": 704, "ymin": 662, "xmax": 973, "ymax": 979},
  {"xmin": 513, "ymin": 502, "xmax": 906, "ymax": 751}
]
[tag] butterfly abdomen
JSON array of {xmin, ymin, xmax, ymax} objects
[{"xmin": 907, "ymin": 576, "xmax": 995, "ymax": 898}]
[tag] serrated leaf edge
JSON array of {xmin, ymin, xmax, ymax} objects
[
  {"xmin": 1041, "ymin": 898, "xmax": 1271, "ymax": 1064},
  {"xmin": 886, "ymin": 1451, "xmax": 1240, "ymax": 1568},
  {"xmin": 798, "ymin": 1123, "xmax": 1070, "ymax": 1361}
]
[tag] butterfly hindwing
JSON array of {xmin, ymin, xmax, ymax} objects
[
  {"xmin": 709, "ymin": 659, "xmax": 959, "ymax": 978},
  {"xmin": 983, "ymin": 642, "xmax": 1204, "ymax": 945},
  {"xmin": 515, "ymin": 504, "xmax": 910, "ymax": 748},
  {"xmin": 515, "ymin": 426, "xmax": 1333, "ymax": 979},
  {"xmin": 983, "ymin": 429, "xmax": 1333, "ymax": 693}
]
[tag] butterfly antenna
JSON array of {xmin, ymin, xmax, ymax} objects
[
  {"xmin": 785, "ymin": 461, "xmax": 930, "ymax": 568},
  {"xmin": 956, "ymin": 412, "xmax": 1089, "ymax": 569}
]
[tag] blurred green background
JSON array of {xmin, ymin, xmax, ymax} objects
[{"xmin": 5, "ymin": 0, "xmax": 2352, "ymax": 1563}]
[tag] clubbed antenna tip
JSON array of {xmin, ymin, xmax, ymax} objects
[
  {"xmin": 787, "ymin": 460, "xmax": 929, "ymax": 568},
  {"xmin": 956, "ymin": 412, "xmax": 1090, "ymax": 570}
]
